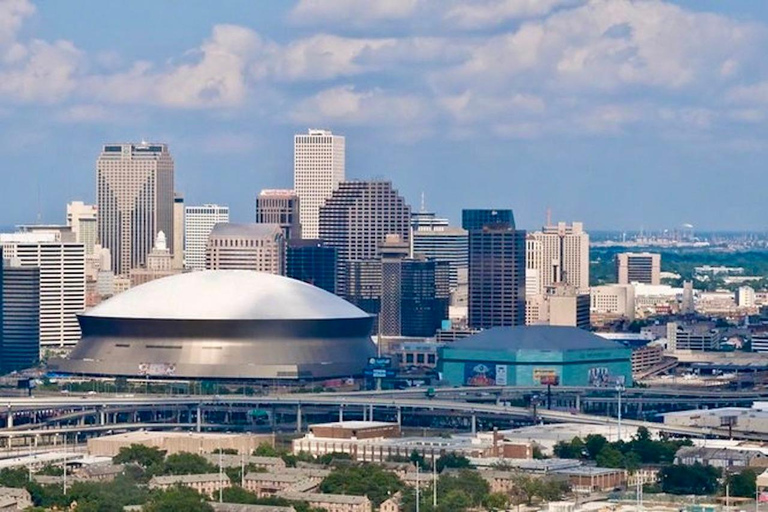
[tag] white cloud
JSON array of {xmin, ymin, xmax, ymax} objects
[
  {"xmin": 444, "ymin": 0, "xmax": 583, "ymax": 29},
  {"xmin": 289, "ymin": 0, "xmax": 421, "ymax": 27},
  {"xmin": 86, "ymin": 24, "xmax": 263, "ymax": 108},
  {"xmin": 290, "ymin": 85, "xmax": 431, "ymax": 127},
  {"xmin": 260, "ymin": 34, "xmax": 397, "ymax": 81},
  {"xmin": 0, "ymin": 0, "xmax": 34, "ymax": 51},
  {"xmin": 0, "ymin": 0, "xmax": 764, "ymax": 141},
  {"xmin": 0, "ymin": 39, "xmax": 82, "ymax": 102}
]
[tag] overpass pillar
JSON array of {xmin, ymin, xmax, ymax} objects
[
  {"xmin": 196, "ymin": 405, "xmax": 202, "ymax": 432},
  {"xmin": 99, "ymin": 409, "xmax": 106, "ymax": 426},
  {"xmin": 339, "ymin": 405, "xmax": 344, "ymax": 423},
  {"xmin": 396, "ymin": 407, "xmax": 402, "ymax": 426},
  {"xmin": 575, "ymin": 394, "xmax": 581, "ymax": 412},
  {"xmin": 6, "ymin": 407, "xmax": 12, "ymax": 429},
  {"xmin": 471, "ymin": 412, "xmax": 477, "ymax": 435},
  {"xmin": 296, "ymin": 404, "xmax": 302, "ymax": 433},
  {"xmin": 362, "ymin": 405, "xmax": 367, "ymax": 422},
  {"xmin": 369, "ymin": 404, "xmax": 374, "ymax": 422}
]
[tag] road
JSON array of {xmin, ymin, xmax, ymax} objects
[{"xmin": 0, "ymin": 392, "xmax": 761, "ymax": 441}]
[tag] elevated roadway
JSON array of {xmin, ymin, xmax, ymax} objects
[{"xmin": 0, "ymin": 393, "xmax": 763, "ymax": 442}]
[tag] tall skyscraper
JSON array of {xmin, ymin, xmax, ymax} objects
[
  {"xmin": 294, "ymin": 129, "xmax": 345, "ymax": 239},
  {"xmin": 1, "ymin": 253, "xmax": 40, "ymax": 372},
  {"xmin": 380, "ymin": 235, "xmax": 450, "ymax": 337},
  {"xmin": 319, "ymin": 181, "xmax": 411, "ymax": 298},
  {"xmin": 255, "ymin": 189, "xmax": 301, "ymax": 240},
  {"xmin": 465, "ymin": 210, "xmax": 526, "ymax": 329},
  {"xmin": 97, "ymin": 142, "xmax": 175, "ymax": 275},
  {"xmin": 527, "ymin": 222, "xmax": 590, "ymax": 294},
  {"xmin": 616, "ymin": 252, "xmax": 661, "ymax": 285},
  {"xmin": 205, "ymin": 223, "xmax": 285, "ymax": 274},
  {"xmin": 0, "ymin": 233, "xmax": 85, "ymax": 351},
  {"xmin": 172, "ymin": 193, "xmax": 185, "ymax": 270},
  {"xmin": 184, "ymin": 204, "xmax": 230, "ymax": 271},
  {"xmin": 286, "ymin": 239, "xmax": 337, "ymax": 294},
  {"xmin": 66, "ymin": 201, "xmax": 98, "ymax": 254},
  {"xmin": 411, "ymin": 211, "xmax": 468, "ymax": 290}
]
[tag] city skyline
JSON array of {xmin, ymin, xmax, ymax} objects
[{"xmin": 1, "ymin": 1, "xmax": 768, "ymax": 231}]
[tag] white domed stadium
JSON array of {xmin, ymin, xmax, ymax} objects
[{"xmin": 51, "ymin": 271, "xmax": 376, "ymax": 380}]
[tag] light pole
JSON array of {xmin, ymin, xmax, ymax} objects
[{"xmin": 616, "ymin": 382, "xmax": 625, "ymax": 442}]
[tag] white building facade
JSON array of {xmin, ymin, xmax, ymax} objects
[
  {"xmin": 294, "ymin": 129, "xmax": 345, "ymax": 239},
  {"xmin": 184, "ymin": 204, "xmax": 230, "ymax": 271},
  {"xmin": 0, "ymin": 233, "xmax": 85, "ymax": 352}
]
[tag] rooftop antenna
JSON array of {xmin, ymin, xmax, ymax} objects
[{"xmin": 420, "ymin": 192, "xmax": 426, "ymax": 213}]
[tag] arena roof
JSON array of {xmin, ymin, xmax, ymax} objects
[
  {"xmin": 451, "ymin": 326, "xmax": 626, "ymax": 351},
  {"xmin": 85, "ymin": 270, "xmax": 369, "ymax": 321}
]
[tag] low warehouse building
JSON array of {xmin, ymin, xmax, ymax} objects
[{"xmin": 439, "ymin": 326, "xmax": 632, "ymax": 387}]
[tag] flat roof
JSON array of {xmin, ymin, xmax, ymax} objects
[
  {"xmin": 450, "ymin": 326, "xmax": 626, "ymax": 352},
  {"xmin": 309, "ymin": 421, "xmax": 396, "ymax": 429}
]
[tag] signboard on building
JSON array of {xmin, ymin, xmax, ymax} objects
[
  {"xmin": 464, "ymin": 363, "xmax": 508, "ymax": 386},
  {"xmin": 533, "ymin": 368, "xmax": 558, "ymax": 385}
]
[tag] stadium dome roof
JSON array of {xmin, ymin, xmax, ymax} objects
[{"xmin": 86, "ymin": 270, "xmax": 369, "ymax": 321}]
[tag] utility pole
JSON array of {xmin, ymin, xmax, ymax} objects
[
  {"xmin": 616, "ymin": 382, "xmax": 625, "ymax": 441},
  {"xmin": 432, "ymin": 452, "xmax": 437, "ymax": 508},
  {"xmin": 415, "ymin": 464, "xmax": 420, "ymax": 512},
  {"xmin": 218, "ymin": 447, "xmax": 223, "ymax": 503}
]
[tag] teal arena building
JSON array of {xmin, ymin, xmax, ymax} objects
[{"xmin": 439, "ymin": 326, "xmax": 632, "ymax": 387}]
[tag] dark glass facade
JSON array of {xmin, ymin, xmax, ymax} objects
[
  {"xmin": 286, "ymin": 239, "xmax": 337, "ymax": 294},
  {"xmin": 399, "ymin": 259, "xmax": 450, "ymax": 337},
  {"xmin": 467, "ymin": 222, "xmax": 526, "ymax": 329},
  {"xmin": 1, "ymin": 253, "xmax": 40, "ymax": 372},
  {"xmin": 462, "ymin": 209, "xmax": 515, "ymax": 231}
]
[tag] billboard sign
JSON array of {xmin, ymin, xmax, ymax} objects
[
  {"xmin": 464, "ymin": 363, "xmax": 508, "ymax": 386},
  {"xmin": 367, "ymin": 357, "xmax": 392, "ymax": 368},
  {"xmin": 533, "ymin": 368, "xmax": 558, "ymax": 385}
]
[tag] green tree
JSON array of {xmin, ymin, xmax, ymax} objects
[
  {"xmin": 660, "ymin": 464, "xmax": 720, "ymax": 495},
  {"xmin": 320, "ymin": 465, "xmax": 403, "ymax": 506},
  {"xmin": 160, "ymin": 452, "xmax": 217, "ymax": 475},
  {"xmin": 0, "ymin": 467, "xmax": 29, "ymax": 488},
  {"xmin": 211, "ymin": 448, "xmax": 238, "ymax": 455},
  {"xmin": 221, "ymin": 486, "xmax": 262, "ymax": 504},
  {"xmin": 114, "ymin": 444, "xmax": 166, "ymax": 468},
  {"xmin": 584, "ymin": 434, "xmax": 608, "ymax": 460},
  {"xmin": 144, "ymin": 486, "xmax": 213, "ymax": 512},
  {"xmin": 727, "ymin": 468, "xmax": 757, "ymax": 498},
  {"xmin": 596, "ymin": 445, "xmax": 625, "ymax": 468},
  {"xmin": 252, "ymin": 443, "xmax": 280, "ymax": 457},
  {"xmin": 553, "ymin": 437, "xmax": 584, "ymax": 459},
  {"xmin": 435, "ymin": 454, "xmax": 471, "ymax": 472},
  {"xmin": 36, "ymin": 464, "xmax": 64, "ymax": 476},
  {"xmin": 483, "ymin": 492, "xmax": 510, "ymax": 511}
]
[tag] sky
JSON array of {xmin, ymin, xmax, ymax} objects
[{"xmin": 1, "ymin": 0, "xmax": 768, "ymax": 231}]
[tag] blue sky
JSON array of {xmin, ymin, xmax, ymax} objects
[{"xmin": 2, "ymin": 0, "xmax": 768, "ymax": 231}]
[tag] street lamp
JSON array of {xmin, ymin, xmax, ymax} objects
[{"xmin": 616, "ymin": 382, "xmax": 625, "ymax": 442}]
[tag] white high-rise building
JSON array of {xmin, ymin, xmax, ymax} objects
[
  {"xmin": 0, "ymin": 233, "xmax": 85, "ymax": 352},
  {"xmin": 66, "ymin": 201, "xmax": 98, "ymax": 254},
  {"xmin": 294, "ymin": 129, "xmax": 345, "ymax": 239},
  {"xmin": 527, "ymin": 222, "xmax": 590, "ymax": 294},
  {"xmin": 172, "ymin": 193, "xmax": 185, "ymax": 270},
  {"xmin": 97, "ymin": 142, "xmax": 175, "ymax": 276},
  {"xmin": 184, "ymin": 204, "xmax": 230, "ymax": 271}
]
